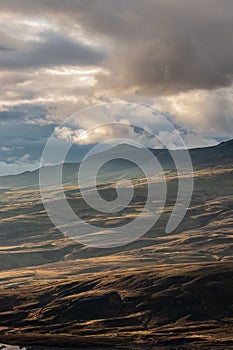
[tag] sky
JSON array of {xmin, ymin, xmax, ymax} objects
[{"xmin": 0, "ymin": 0, "xmax": 233, "ymax": 175}]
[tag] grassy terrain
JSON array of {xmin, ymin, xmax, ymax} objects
[
  {"xmin": 0, "ymin": 167, "xmax": 232, "ymax": 273},
  {"xmin": 0, "ymin": 263, "xmax": 233, "ymax": 349},
  {"xmin": 0, "ymin": 142, "xmax": 232, "ymax": 348}
]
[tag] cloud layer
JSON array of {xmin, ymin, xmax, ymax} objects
[
  {"xmin": 0, "ymin": 0, "xmax": 232, "ymax": 173},
  {"xmin": 0, "ymin": 30, "xmax": 104, "ymax": 70},
  {"xmin": 1, "ymin": 0, "xmax": 233, "ymax": 94}
]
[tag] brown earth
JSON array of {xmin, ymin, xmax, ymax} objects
[{"xmin": 0, "ymin": 262, "xmax": 233, "ymax": 349}]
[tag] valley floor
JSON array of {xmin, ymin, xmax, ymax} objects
[
  {"xmin": 0, "ymin": 262, "xmax": 233, "ymax": 349},
  {"xmin": 0, "ymin": 166, "xmax": 232, "ymax": 348}
]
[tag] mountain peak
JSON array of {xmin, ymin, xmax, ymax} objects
[{"xmin": 219, "ymin": 139, "xmax": 233, "ymax": 146}]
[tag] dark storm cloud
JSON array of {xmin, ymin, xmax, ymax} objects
[
  {"xmin": 0, "ymin": 0, "xmax": 233, "ymax": 94},
  {"xmin": 79, "ymin": 0, "xmax": 233, "ymax": 95},
  {"xmin": 0, "ymin": 30, "xmax": 104, "ymax": 70}
]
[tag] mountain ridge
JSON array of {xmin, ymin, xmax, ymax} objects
[{"xmin": 0, "ymin": 138, "xmax": 232, "ymax": 190}]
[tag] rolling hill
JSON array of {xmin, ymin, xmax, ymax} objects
[
  {"xmin": 0, "ymin": 263, "xmax": 233, "ymax": 349},
  {"xmin": 0, "ymin": 139, "xmax": 232, "ymax": 348},
  {"xmin": 0, "ymin": 139, "xmax": 232, "ymax": 190}
]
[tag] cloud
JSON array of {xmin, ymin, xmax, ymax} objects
[
  {"xmin": 55, "ymin": 124, "xmax": 145, "ymax": 146},
  {"xmin": 0, "ymin": 105, "xmax": 47, "ymax": 122},
  {"xmin": 0, "ymin": 146, "xmax": 11, "ymax": 152},
  {"xmin": 153, "ymin": 88, "xmax": 233, "ymax": 136},
  {"xmin": 53, "ymin": 104, "xmax": 188, "ymax": 149},
  {"xmin": 54, "ymin": 123, "xmax": 220, "ymax": 150},
  {"xmin": 6, "ymin": 153, "xmax": 31, "ymax": 164},
  {"xmin": 0, "ymin": 0, "xmax": 232, "ymax": 176},
  {"xmin": 92, "ymin": 0, "xmax": 233, "ymax": 95},
  {"xmin": 1, "ymin": 0, "xmax": 233, "ymax": 94},
  {"xmin": 0, "ymin": 30, "xmax": 104, "ymax": 70},
  {"xmin": 54, "ymin": 98, "xmax": 233, "ymax": 150},
  {"xmin": 0, "ymin": 156, "xmax": 40, "ymax": 176},
  {"xmin": 1, "ymin": 0, "xmax": 232, "ymax": 123},
  {"xmin": 0, "ymin": 121, "xmax": 56, "ymax": 166}
]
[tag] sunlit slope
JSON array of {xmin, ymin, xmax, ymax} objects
[
  {"xmin": 0, "ymin": 167, "xmax": 232, "ymax": 271},
  {"xmin": 0, "ymin": 263, "xmax": 233, "ymax": 349}
]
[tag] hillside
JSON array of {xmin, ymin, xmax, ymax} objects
[
  {"xmin": 0, "ymin": 139, "xmax": 232, "ymax": 190},
  {"xmin": 0, "ymin": 166, "xmax": 232, "ymax": 271},
  {"xmin": 0, "ymin": 263, "xmax": 233, "ymax": 349},
  {"xmin": 0, "ymin": 140, "xmax": 232, "ymax": 349}
]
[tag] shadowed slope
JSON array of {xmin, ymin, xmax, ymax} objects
[{"xmin": 0, "ymin": 263, "xmax": 233, "ymax": 348}]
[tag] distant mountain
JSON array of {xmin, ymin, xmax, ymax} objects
[
  {"xmin": 0, "ymin": 139, "xmax": 232, "ymax": 190},
  {"xmin": 189, "ymin": 139, "xmax": 233, "ymax": 167}
]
